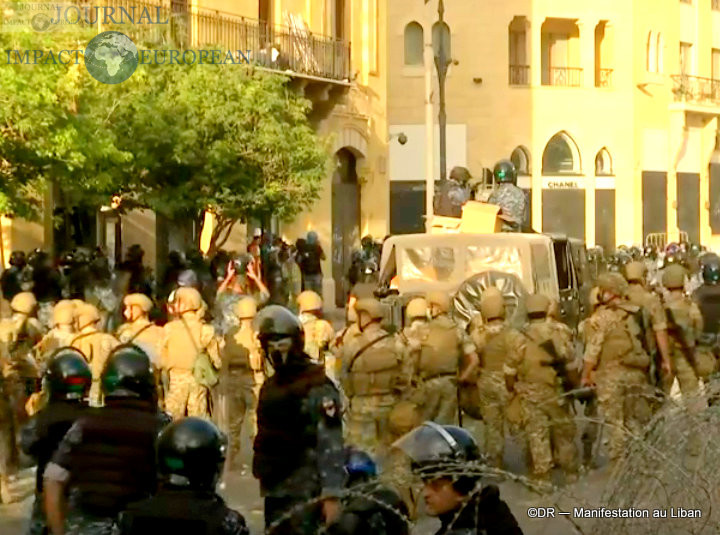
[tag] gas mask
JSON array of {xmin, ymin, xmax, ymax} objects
[{"xmin": 265, "ymin": 336, "xmax": 294, "ymax": 369}]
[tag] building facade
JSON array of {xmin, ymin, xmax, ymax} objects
[{"xmin": 389, "ymin": 0, "xmax": 720, "ymax": 252}]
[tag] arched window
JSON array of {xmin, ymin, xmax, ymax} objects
[
  {"xmin": 542, "ymin": 132, "xmax": 581, "ymax": 175},
  {"xmin": 595, "ymin": 148, "xmax": 613, "ymax": 176},
  {"xmin": 647, "ymin": 31, "xmax": 656, "ymax": 73},
  {"xmin": 404, "ymin": 22, "xmax": 424, "ymax": 66},
  {"xmin": 510, "ymin": 146, "xmax": 531, "ymax": 175},
  {"xmin": 656, "ymin": 33, "xmax": 664, "ymax": 73}
]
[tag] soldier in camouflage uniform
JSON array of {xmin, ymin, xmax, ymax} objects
[
  {"xmin": 220, "ymin": 297, "xmax": 264, "ymax": 470},
  {"xmin": 582, "ymin": 273, "xmax": 653, "ymax": 463},
  {"xmin": 341, "ymin": 298, "xmax": 410, "ymax": 456},
  {"xmin": 487, "ymin": 160, "xmax": 527, "ymax": 232},
  {"xmin": 116, "ymin": 294, "xmax": 163, "ymax": 364},
  {"xmin": 623, "ymin": 261, "xmax": 673, "ymax": 393},
  {"xmin": 407, "ymin": 291, "xmax": 477, "ymax": 425},
  {"xmin": 297, "ymin": 291, "xmax": 337, "ymax": 380},
  {"xmin": 469, "ymin": 292, "xmax": 525, "ymax": 467},
  {"xmin": 661, "ymin": 264, "xmax": 704, "ymax": 403},
  {"xmin": 505, "ymin": 293, "xmax": 579, "ymax": 484},
  {"xmin": 0, "ymin": 292, "xmax": 44, "ymax": 469},
  {"xmin": 35, "ymin": 300, "xmax": 76, "ymax": 369},
  {"xmin": 70, "ymin": 303, "xmax": 119, "ymax": 406},
  {"xmin": 402, "ymin": 298, "xmax": 428, "ymax": 341},
  {"xmin": 577, "ymin": 287, "xmax": 601, "ymax": 468},
  {"xmin": 161, "ymin": 287, "xmax": 221, "ymax": 419}
]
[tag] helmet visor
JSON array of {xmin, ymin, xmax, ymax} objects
[{"xmin": 391, "ymin": 422, "xmax": 458, "ymax": 465}]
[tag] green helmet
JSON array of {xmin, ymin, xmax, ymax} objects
[
  {"xmin": 662, "ymin": 264, "xmax": 686, "ymax": 290},
  {"xmin": 597, "ymin": 272, "xmax": 629, "ymax": 298},
  {"xmin": 493, "ymin": 159, "xmax": 517, "ymax": 185},
  {"xmin": 45, "ymin": 347, "xmax": 91, "ymax": 402}
]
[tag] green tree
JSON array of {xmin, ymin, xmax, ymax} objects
[{"xmin": 107, "ymin": 56, "xmax": 330, "ymax": 254}]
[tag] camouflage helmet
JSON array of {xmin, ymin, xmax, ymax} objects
[
  {"xmin": 596, "ymin": 272, "xmax": 629, "ymax": 298},
  {"xmin": 526, "ymin": 294, "xmax": 550, "ymax": 316},
  {"xmin": 10, "ymin": 292, "xmax": 37, "ymax": 315},
  {"xmin": 662, "ymin": 264, "xmax": 686, "ymax": 290},
  {"xmin": 76, "ymin": 303, "xmax": 100, "ymax": 329},
  {"xmin": 297, "ymin": 290, "xmax": 323, "ymax": 313},
  {"xmin": 175, "ymin": 287, "xmax": 203, "ymax": 313},
  {"xmin": 405, "ymin": 297, "xmax": 428, "ymax": 320},
  {"xmin": 53, "ymin": 300, "xmax": 75, "ymax": 326},
  {"xmin": 354, "ymin": 298, "xmax": 384, "ymax": 321},
  {"xmin": 493, "ymin": 159, "xmax": 517, "ymax": 185},
  {"xmin": 123, "ymin": 293, "xmax": 153, "ymax": 313},
  {"xmin": 480, "ymin": 293, "xmax": 505, "ymax": 321},
  {"xmin": 234, "ymin": 297, "xmax": 257, "ymax": 319},
  {"xmin": 624, "ymin": 261, "xmax": 646, "ymax": 283},
  {"xmin": 426, "ymin": 291, "xmax": 451, "ymax": 314}
]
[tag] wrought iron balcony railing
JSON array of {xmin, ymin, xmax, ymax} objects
[
  {"xmin": 543, "ymin": 67, "xmax": 583, "ymax": 87},
  {"xmin": 22, "ymin": 0, "xmax": 351, "ymax": 81},
  {"xmin": 671, "ymin": 74, "xmax": 720, "ymax": 105},
  {"xmin": 509, "ymin": 65, "xmax": 530, "ymax": 86},
  {"xmin": 596, "ymin": 68, "xmax": 613, "ymax": 88}
]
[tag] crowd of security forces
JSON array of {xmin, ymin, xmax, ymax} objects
[{"xmin": 0, "ymin": 242, "xmax": 525, "ymax": 535}]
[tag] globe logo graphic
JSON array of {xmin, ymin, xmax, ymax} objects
[
  {"xmin": 31, "ymin": 13, "xmax": 53, "ymax": 32},
  {"xmin": 84, "ymin": 31, "xmax": 139, "ymax": 84}
]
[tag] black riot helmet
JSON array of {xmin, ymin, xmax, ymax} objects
[
  {"xmin": 253, "ymin": 305, "xmax": 305, "ymax": 366},
  {"xmin": 101, "ymin": 344, "xmax": 156, "ymax": 401},
  {"xmin": 157, "ymin": 417, "xmax": 227, "ymax": 490},
  {"xmin": 493, "ymin": 159, "xmax": 517, "ymax": 185},
  {"xmin": 45, "ymin": 347, "xmax": 92, "ymax": 402},
  {"xmin": 393, "ymin": 422, "xmax": 483, "ymax": 491},
  {"xmin": 702, "ymin": 254, "xmax": 720, "ymax": 285}
]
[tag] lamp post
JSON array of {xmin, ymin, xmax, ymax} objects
[{"xmin": 431, "ymin": 0, "xmax": 450, "ymax": 182}]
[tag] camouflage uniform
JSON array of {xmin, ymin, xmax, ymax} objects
[
  {"xmin": 577, "ymin": 308, "xmax": 601, "ymax": 467},
  {"xmin": 220, "ymin": 320, "xmax": 264, "ymax": 469},
  {"xmin": 115, "ymin": 319, "xmax": 164, "ymax": 365},
  {"xmin": 70, "ymin": 305, "xmax": 119, "ymax": 407},
  {"xmin": 506, "ymin": 313, "xmax": 578, "ymax": 481},
  {"xmin": 341, "ymin": 320, "xmax": 409, "ymax": 456},
  {"xmin": 664, "ymin": 292, "xmax": 703, "ymax": 393},
  {"xmin": 487, "ymin": 183, "xmax": 528, "ymax": 232},
  {"xmin": 35, "ymin": 301, "xmax": 76, "ymax": 368},
  {"xmin": 161, "ymin": 310, "xmax": 221, "ymax": 419},
  {"xmin": 299, "ymin": 313, "xmax": 336, "ymax": 379},
  {"xmin": 583, "ymin": 301, "xmax": 653, "ymax": 461},
  {"xmin": 470, "ymin": 319, "xmax": 525, "ymax": 467},
  {"xmin": 407, "ymin": 314, "xmax": 475, "ymax": 425}
]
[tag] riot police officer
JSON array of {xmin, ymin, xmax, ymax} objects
[
  {"xmin": 20, "ymin": 347, "xmax": 91, "ymax": 535},
  {"xmin": 487, "ymin": 160, "xmax": 528, "ymax": 232},
  {"xmin": 1, "ymin": 251, "xmax": 26, "ymax": 301},
  {"xmin": 393, "ymin": 422, "xmax": 523, "ymax": 535},
  {"xmin": 43, "ymin": 345, "xmax": 169, "ymax": 535},
  {"xmin": 252, "ymin": 305, "xmax": 345, "ymax": 535},
  {"xmin": 434, "ymin": 167, "xmax": 472, "ymax": 217},
  {"xmin": 117, "ymin": 418, "xmax": 248, "ymax": 535},
  {"xmin": 327, "ymin": 448, "xmax": 409, "ymax": 535}
]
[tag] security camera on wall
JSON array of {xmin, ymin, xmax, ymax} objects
[{"xmin": 398, "ymin": 133, "xmax": 408, "ymax": 145}]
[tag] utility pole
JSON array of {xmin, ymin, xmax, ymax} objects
[
  {"xmin": 424, "ymin": 30, "xmax": 434, "ymax": 230},
  {"xmin": 432, "ymin": 0, "xmax": 450, "ymax": 182}
]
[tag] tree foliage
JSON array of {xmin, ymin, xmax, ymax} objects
[{"xmin": 0, "ymin": 25, "xmax": 330, "ymax": 252}]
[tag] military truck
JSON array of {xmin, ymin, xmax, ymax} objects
[{"xmin": 375, "ymin": 231, "xmax": 590, "ymax": 332}]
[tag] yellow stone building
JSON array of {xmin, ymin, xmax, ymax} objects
[
  {"xmin": 388, "ymin": 0, "xmax": 720, "ymax": 252},
  {"xmin": 3, "ymin": 0, "xmax": 388, "ymax": 308}
]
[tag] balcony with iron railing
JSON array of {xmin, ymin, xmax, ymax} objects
[
  {"xmin": 542, "ymin": 67, "xmax": 583, "ymax": 87},
  {"xmin": 671, "ymin": 74, "xmax": 720, "ymax": 106},
  {"xmin": 24, "ymin": 0, "xmax": 351, "ymax": 82},
  {"xmin": 509, "ymin": 65, "xmax": 530, "ymax": 86}
]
